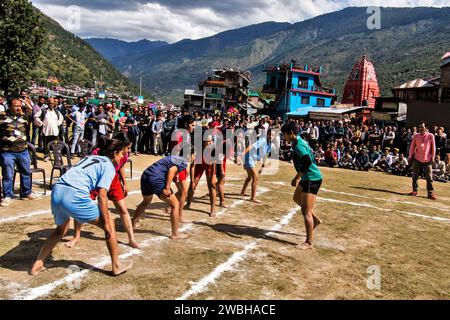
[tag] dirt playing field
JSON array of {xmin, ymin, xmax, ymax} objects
[{"xmin": 0, "ymin": 154, "xmax": 449, "ymax": 300}]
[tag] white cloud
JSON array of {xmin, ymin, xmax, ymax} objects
[{"xmin": 31, "ymin": 0, "xmax": 447, "ymax": 42}]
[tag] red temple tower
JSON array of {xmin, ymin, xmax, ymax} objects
[{"xmin": 342, "ymin": 55, "xmax": 380, "ymax": 113}]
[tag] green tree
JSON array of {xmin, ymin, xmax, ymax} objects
[{"xmin": 0, "ymin": 0, "xmax": 46, "ymax": 96}]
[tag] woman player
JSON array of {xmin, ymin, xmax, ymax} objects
[
  {"xmin": 65, "ymin": 133, "xmax": 139, "ymax": 249},
  {"xmin": 30, "ymin": 139, "xmax": 133, "ymax": 276},
  {"xmin": 281, "ymin": 121, "xmax": 323, "ymax": 250},
  {"xmin": 132, "ymin": 155, "xmax": 190, "ymax": 239}
]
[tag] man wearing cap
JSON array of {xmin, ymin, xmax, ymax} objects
[{"xmin": 408, "ymin": 121, "xmax": 436, "ymax": 200}]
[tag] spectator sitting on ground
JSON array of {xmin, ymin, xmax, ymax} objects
[
  {"xmin": 431, "ymin": 155, "xmax": 447, "ymax": 182},
  {"xmin": 391, "ymin": 148, "xmax": 400, "ymax": 164},
  {"xmin": 445, "ymin": 154, "xmax": 450, "ymax": 181},
  {"xmin": 368, "ymin": 145, "xmax": 380, "ymax": 166},
  {"xmin": 374, "ymin": 154, "xmax": 390, "ymax": 172},
  {"xmin": 392, "ymin": 153, "xmax": 409, "ymax": 176},
  {"xmin": 324, "ymin": 145, "xmax": 338, "ymax": 168},
  {"xmin": 383, "ymin": 148, "xmax": 394, "ymax": 167},
  {"xmin": 355, "ymin": 148, "xmax": 371, "ymax": 171},
  {"xmin": 338, "ymin": 150, "xmax": 353, "ymax": 169},
  {"xmin": 314, "ymin": 146, "xmax": 326, "ymax": 166}
]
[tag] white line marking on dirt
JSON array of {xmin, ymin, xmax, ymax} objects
[
  {"xmin": 317, "ymin": 198, "xmax": 450, "ymax": 224},
  {"xmin": 11, "ymin": 186, "xmax": 262, "ymax": 300},
  {"xmin": 0, "ymin": 191, "xmax": 143, "ymax": 224},
  {"xmin": 0, "ymin": 210, "xmax": 52, "ymax": 223},
  {"xmin": 264, "ymin": 181, "xmax": 450, "ymax": 213},
  {"xmin": 321, "ymin": 188, "xmax": 450, "ymax": 213},
  {"xmin": 177, "ymin": 207, "xmax": 299, "ymax": 300}
]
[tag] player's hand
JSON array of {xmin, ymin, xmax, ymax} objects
[
  {"xmin": 123, "ymin": 185, "xmax": 128, "ymax": 198},
  {"xmin": 162, "ymin": 188, "xmax": 171, "ymax": 198},
  {"xmin": 291, "ymin": 177, "xmax": 299, "ymax": 187}
]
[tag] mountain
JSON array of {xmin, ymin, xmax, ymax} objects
[
  {"xmin": 110, "ymin": 7, "xmax": 450, "ymax": 104},
  {"xmin": 85, "ymin": 38, "xmax": 168, "ymax": 60},
  {"xmin": 30, "ymin": 13, "xmax": 139, "ymax": 94}
]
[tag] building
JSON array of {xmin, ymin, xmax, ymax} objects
[
  {"xmin": 261, "ymin": 60, "xmax": 337, "ymax": 120},
  {"xmin": 393, "ymin": 52, "xmax": 450, "ymax": 103},
  {"xmin": 184, "ymin": 68, "xmax": 251, "ymax": 112},
  {"xmin": 372, "ymin": 97, "xmax": 407, "ymax": 125},
  {"xmin": 341, "ymin": 55, "xmax": 380, "ymax": 121},
  {"xmin": 439, "ymin": 51, "xmax": 450, "ymax": 103},
  {"xmin": 391, "ymin": 51, "xmax": 450, "ymax": 127},
  {"xmin": 184, "ymin": 89, "xmax": 204, "ymax": 112},
  {"xmin": 392, "ymin": 76, "xmax": 440, "ymax": 103}
]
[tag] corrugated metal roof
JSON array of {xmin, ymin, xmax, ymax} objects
[
  {"xmin": 184, "ymin": 89, "xmax": 203, "ymax": 96},
  {"xmin": 394, "ymin": 78, "xmax": 436, "ymax": 89}
]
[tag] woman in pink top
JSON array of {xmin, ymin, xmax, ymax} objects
[{"xmin": 408, "ymin": 121, "xmax": 436, "ymax": 200}]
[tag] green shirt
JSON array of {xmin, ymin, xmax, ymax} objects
[{"xmin": 293, "ymin": 136, "xmax": 323, "ymax": 181}]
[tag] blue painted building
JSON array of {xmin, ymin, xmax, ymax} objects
[{"xmin": 262, "ymin": 60, "xmax": 337, "ymax": 119}]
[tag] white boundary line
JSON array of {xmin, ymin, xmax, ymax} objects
[
  {"xmin": 266, "ymin": 181, "xmax": 450, "ymax": 214},
  {"xmin": 0, "ymin": 191, "xmax": 140, "ymax": 224},
  {"xmin": 10, "ymin": 188, "xmax": 268, "ymax": 300},
  {"xmin": 320, "ymin": 188, "xmax": 450, "ymax": 213},
  {"xmin": 177, "ymin": 207, "xmax": 299, "ymax": 300},
  {"xmin": 317, "ymin": 198, "xmax": 450, "ymax": 224}
]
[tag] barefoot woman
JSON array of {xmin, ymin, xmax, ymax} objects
[
  {"xmin": 65, "ymin": 133, "xmax": 139, "ymax": 249},
  {"xmin": 30, "ymin": 139, "xmax": 133, "ymax": 275},
  {"xmin": 282, "ymin": 122, "xmax": 323, "ymax": 250}
]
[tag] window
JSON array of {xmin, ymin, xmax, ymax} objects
[
  {"xmin": 270, "ymin": 75, "xmax": 276, "ymax": 88},
  {"xmin": 212, "ymin": 87, "xmax": 219, "ymax": 94},
  {"xmin": 317, "ymin": 98, "xmax": 326, "ymax": 106},
  {"xmin": 301, "ymin": 96, "xmax": 310, "ymax": 105},
  {"xmin": 298, "ymin": 77, "xmax": 309, "ymax": 89}
]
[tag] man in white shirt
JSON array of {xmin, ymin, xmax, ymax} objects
[
  {"xmin": 34, "ymin": 98, "xmax": 64, "ymax": 161},
  {"xmin": 151, "ymin": 113, "xmax": 164, "ymax": 155}
]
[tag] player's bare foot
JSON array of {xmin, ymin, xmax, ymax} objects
[
  {"xmin": 170, "ymin": 233, "xmax": 189, "ymax": 240},
  {"xmin": 240, "ymin": 192, "xmax": 248, "ymax": 197},
  {"xmin": 298, "ymin": 242, "xmax": 314, "ymax": 250},
  {"xmin": 219, "ymin": 203, "xmax": 228, "ymax": 208},
  {"xmin": 112, "ymin": 261, "xmax": 133, "ymax": 276},
  {"xmin": 129, "ymin": 240, "xmax": 140, "ymax": 249},
  {"xmin": 65, "ymin": 237, "xmax": 80, "ymax": 248},
  {"xmin": 250, "ymin": 198, "xmax": 262, "ymax": 204},
  {"xmin": 29, "ymin": 261, "xmax": 47, "ymax": 276},
  {"xmin": 209, "ymin": 211, "xmax": 216, "ymax": 218}
]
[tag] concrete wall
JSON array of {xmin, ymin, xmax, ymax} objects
[{"xmin": 406, "ymin": 101, "xmax": 450, "ymax": 128}]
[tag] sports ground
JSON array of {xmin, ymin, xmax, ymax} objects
[{"xmin": 0, "ymin": 155, "xmax": 449, "ymax": 300}]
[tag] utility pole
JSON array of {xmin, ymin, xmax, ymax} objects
[{"xmin": 140, "ymin": 75, "xmax": 142, "ymax": 97}]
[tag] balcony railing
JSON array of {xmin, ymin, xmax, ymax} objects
[
  {"xmin": 205, "ymin": 93, "xmax": 224, "ymax": 99},
  {"xmin": 262, "ymin": 63, "xmax": 321, "ymax": 74}
]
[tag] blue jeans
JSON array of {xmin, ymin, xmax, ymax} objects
[
  {"xmin": 0, "ymin": 150, "xmax": 32, "ymax": 198},
  {"xmin": 71, "ymin": 126, "xmax": 84, "ymax": 155}
]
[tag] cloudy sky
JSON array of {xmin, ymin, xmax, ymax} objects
[{"xmin": 32, "ymin": 0, "xmax": 447, "ymax": 43}]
